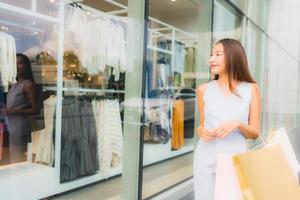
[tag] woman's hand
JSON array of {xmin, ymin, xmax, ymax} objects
[
  {"xmin": 0, "ymin": 108, "xmax": 15, "ymax": 115},
  {"xmin": 213, "ymin": 120, "xmax": 241, "ymax": 138},
  {"xmin": 197, "ymin": 126, "xmax": 215, "ymax": 142}
]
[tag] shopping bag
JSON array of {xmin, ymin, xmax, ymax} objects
[
  {"xmin": 214, "ymin": 154, "xmax": 243, "ymax": 200},
  {"xmin": 266, "ymin": 127, "xmax": 300, "ymax": 179},
  {"xmin": 286, "ymin": 126, "xmax": 300, "ymax": 167},
  {"xmin": 233, "ymin": 145, "xmax": 300, "ymax": 200}
]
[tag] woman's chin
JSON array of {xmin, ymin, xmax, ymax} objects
[{"xmin": 210, "ymin": 69, "xmax": 220, "ymax": 74}]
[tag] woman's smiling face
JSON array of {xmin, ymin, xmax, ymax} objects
[{"xmin": 209, "ymin": 43, "xmax": 227, "ymax": 75}]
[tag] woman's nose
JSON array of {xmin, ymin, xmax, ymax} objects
[{"xmin": 209, "ymin": 56, "xmax": 215, "ymax": 63}]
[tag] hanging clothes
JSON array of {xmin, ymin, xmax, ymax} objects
[
  {"xmin": 60, "ymin": 97, "xmax": 99, "ymax": 183},
  {"xmin": 184, "ymin": 47, "xmax": 196, "ymax": 88},
  {"xmin": 171, "ymin": 99, "xmax": 184, "ymax": 150},
  {"xmin": 34, "ymin": 95, "xmax": 56, "ymax": 166},
  {"xmin": 65, "ymin": 5, "xmax": 88, "ymax": 44},
  {"xmin": 144, "ymin": 96, "xmax": 172, "ymax": 144},
  {"xmin": 65, "ymin": 5, "xmax": 127, "ymax": 79},
  {"xmin": 0, "ymin": 31, "xmax": 17, "ymax": 91},
  {"xmin": 173, "ymin": 42, "xmax": 186, "ymax": 74},
  {"xmin": 92, "ymin": 99, "xmax": 123, "ymax": 178}
]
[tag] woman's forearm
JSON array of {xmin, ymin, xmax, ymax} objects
[
  {"xmin": 8, "ymin": 107, "xmax": 39, "ymax": 115},
  {"xmin": 238, "ymin": 121, "xmax": 260, "ymax": 139}
]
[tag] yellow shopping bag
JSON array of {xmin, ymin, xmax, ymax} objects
[{"xmin": 233, "ymin": 145, "xmax": 300, "ymax": 200}]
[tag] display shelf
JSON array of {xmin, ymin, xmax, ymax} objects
[
  {"xmin": 43, "ymin": 86, "xmax": 125, "ymax": 94},
  {"xmin": 0, "ymin": 162, "xmax": 123, "ymax": 200},
  {"xmin": 0, "ymin": 162, "xmax": 57, "ymax": 200},
  {"xmin": 147, "ymin": 45, "xmax": 173, "ymax": 55}
]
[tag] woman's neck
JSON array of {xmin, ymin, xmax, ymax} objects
[
  {"xmin": 217, "ymin": 73, "xmax": 229, "ymax": 87},
  {"xmin": 17, "ymin": 76, "xmax": 26, "ymax": 82},
  {"xmin": 217, "ymin": 73, "xmax": 240, "ymax": 89}
]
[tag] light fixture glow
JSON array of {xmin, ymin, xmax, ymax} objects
[
  {"xmin": 49, "ymin": 0, "xmax": 55, "ymax": 3},
  {"xmin": 1, "ymin": 26, "xmax": 8, "ymax": 31},
  {"xmin": 171, "ymin": 0, "xmax": 176, "ymax": 2}
]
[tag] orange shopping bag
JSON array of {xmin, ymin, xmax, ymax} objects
[{"xmin": 233, "ymin": 145, "xmax": 300, "ymax": 200}]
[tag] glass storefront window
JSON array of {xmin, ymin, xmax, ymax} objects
[
  {"xmin": 0, "ymin": 0, "xmax": 145, "ymax": 199},
  {"xmin": 0, "ymin": 0, "xmax": 32, "ymax": 10},
  {"xmin": 37, "ymin": 0, "xmax": 60, "ymax": 17},
  {"xmin": 213, "ymin": 0, "xmax": 244, "ymax": 42},
  {"xmin": 0, "ymin": 1, "xmax": 60, "ymax": 199},
  {"xmin": 141, "ymin": 0, "xmax": 206, "ymax": 198}
]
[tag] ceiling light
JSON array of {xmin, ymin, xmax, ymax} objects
[
  {"xmin": 1, "ymin": 26, "xmax": 8, "ymax": 31},
  {"xmin": 171, "ymin": 0, "xmax": 176, "ymax": 2},
  {"xmin": 49, "ymin": 0, "xmax": 55, "ymax": 3}
]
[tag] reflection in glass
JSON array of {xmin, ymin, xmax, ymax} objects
[
  {"xmin": 213, "ymin": 0, "xmax": 243, "ymax": 42},
  {"xmin": 142, "ymin": 0, "xmax": 200, "ymax": 198},
  {"xmin": 0, "ymin": 9, "xmax": 58, "ymax": 167}
]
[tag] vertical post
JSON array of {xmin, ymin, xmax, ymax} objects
[
  {"xmin": 31, "ymin": 0, "xmax": 37, "ymax": 13},
  {"xmin": 54, "ymin": 0, "xmax": 64, "ymax": 184},
  {"xmin": 171, "ymin": 29, "xmax": 176, "ymax": 86},
  {"xmin": 122, "ymin": 0, "xmax": 147, "ymax": 199},
  {"xmin": 193, "ymin": 0, "xmax": 214, "ymax": 145}
]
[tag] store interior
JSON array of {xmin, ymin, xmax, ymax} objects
[{"xmin": 0, "ymin": 0, "xmax": 202, "ymax": 199}]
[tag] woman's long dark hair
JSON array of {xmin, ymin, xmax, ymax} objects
[
  {"xmin": 214, "ymin": 38, "xmax": 255, "ymax": 94},
  {"xmin": 17, "ymin": 53, "xmax": 35, "ymax": 83}
]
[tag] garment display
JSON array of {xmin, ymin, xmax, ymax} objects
[
  {"xmin": 60, "ymin": 97, "xmax": 99, "ymax": 183},
  {"xmin": 193, "ymin": 81, "xmax": 250, "ymax": 200},
  {"xmin": 171, "ymin": 99, "xmax": 184, "ymax": 150},
  {"xmin": 65, "ymin": 5, "xmax": 88, "ymax": 44},
  {"xmin": 184, "ymin": 47, "xmax": 196, "ymax": 73},
  {"xmin": 0, "ymin": 31, "xmax": 17, "ymax": 91},
  {"xmin": 184, "ymin": 47, "xmax": 196, "ymax": 88},
  {"xmin": 144, "ymin": 94, "xmax": 172, "ymax": 144},
  {"xmin": 34, "ymin": 95, "xmax": 56, "ymax": 166},
  {"xmin": 92, "ymin": 99, "xmax": 123, "ymax": 178},
  {"xmin": 65, "ymin": 5, "xmax": 127, "ymax": 80},
  {"xmin": 173, "ymin": 42, "xmax": 186, "ymax": 74}
]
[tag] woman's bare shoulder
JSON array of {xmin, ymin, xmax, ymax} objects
[
  {"xmin": 197, "ymin": 82, "xmax": 209, "ymax": 95},
  {"xmin": 249, "ymin": 83, "xmax": 261, "ymax": 100}
]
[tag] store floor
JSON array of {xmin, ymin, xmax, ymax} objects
[{"xmin": 49, "ymin": 153, "xmax": 194, "ymax": 200}]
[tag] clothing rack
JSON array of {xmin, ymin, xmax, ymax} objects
[
  {"xmin": 69, "ymin": 1, "xmax": 85, "ymax": 11},
  {"xmin": 67, "ymin": 1, "xmax": 128, "ymax": 24}
]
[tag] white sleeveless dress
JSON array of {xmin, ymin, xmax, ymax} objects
[{"xmin": 193, "ymin": 80, "xmax": 251, "ymax": 200}]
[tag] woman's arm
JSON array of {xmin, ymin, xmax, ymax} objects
[
  {"xmin": 6, "ymin": 82, "xmax": 39, "ymax": 115},
  {"xmin": 239, "ymin": 83, "xmax": 261, "ymax": 139},
  {"xmin": 196, "ymin": 83, "xmax": 214, "ymax": 141},
  {"xmin": 214, "ymin": 83, "xmax": 261, "ymax": 139}
]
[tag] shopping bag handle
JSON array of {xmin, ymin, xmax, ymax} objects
[{"xmin": 257, "ymin": 128, "xmax": 276, "ymax": 146}]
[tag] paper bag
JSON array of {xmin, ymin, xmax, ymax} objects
[
  {"xmin": 233, "ymin": 145, "xmax": 300, "ymax": 200},
  {"xmin": 266, "ymin": 127, "xmax": 300, "ymax": 179}
]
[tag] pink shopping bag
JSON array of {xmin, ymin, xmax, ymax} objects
[{"xmin": 214, "ymin": 154, "xmax": 243, "ymax": 200}]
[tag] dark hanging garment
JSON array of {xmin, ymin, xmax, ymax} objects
[{"xmin": 60, "ymin": 97, "xmax": 99, "ymax": 183}]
